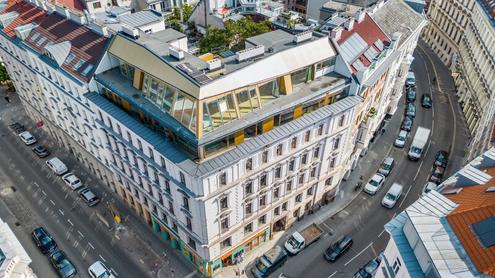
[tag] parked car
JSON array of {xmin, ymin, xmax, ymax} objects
[
  {"xmin": 401, "ymin": 116, "xmax": 414, "ymax": 132},
  {"xmin": 9, "ymin": 122, "xmax": 25, "ymax": 134},
  {"xmin": 62, "ymin": 173, "xmax": 83, "ymax": 190},
  {"xmin": 378, "ymin": 157, "xmax": 395, "ymax": 177},
  {"xmin": 78, "ymin": 187, "xmax": 100, "ymax": 206},
  {"xmin": 429, "ymin": 166, "xmax": 445, "ymax": 184},
  {"xmin": 382, "ymin": 183, "xmax": 403, "ymax": 209},
  {"xmin": 434, "ymin": 150, "xmax": 449, "ymax": 167},
  {"xmin": 406, "ymin": 71, "xmax": 416, "ymax": 87},
  {"xmin": 19, "ymin": 131, "xmax": 37, "ymax": 145},
  {"xmin": 406, "ymin": 89, "xmax": 416, "ymax": 102},
  {"xmin": 32, "ymin": 145, "xmax": 50, "ymax": 158},
  {"xmin": 88, "ymin": 261, "xmax": 115, "ymax": 278},
  {"xmin": 324, "ymin": 235, "xmax": 353, "ymax": 262},
  {"xmin": 405, "ymin": 103, "xmax": 416, "ymax": 118},
  {"xmin": 49, "ymin": 250, "xmax": 77, "ymax": 278},
  {"xmin": 395, "ymin": 130, "xmax": 408, "ymax": 148},
  {"xmin": 364, "ymin": 173, "xmax": 386, "ymax": 195},
  {"xmin": 46, "ymin": 157, "xmax": 68, "ymax": 175},
  {"xmin": 353, "ymin": 256, "xmax": 382, "ymax": 278},
  {"xmin": 32, "ymin": 227, "xmax": 57, "ymax": 254},
  {"xmin": 251, "ymin": 246, "xmax": 288, "ymax": 278},
  {"xmin": 421, "ymin": 94, "xmax": 432, "ymax": 108},
  {"xmin": 422, "ymin": 182, "xmax": 439, "ymax": 196}
]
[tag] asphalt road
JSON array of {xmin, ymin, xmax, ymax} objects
[{"xmin": 268, "ymin": 43, "xmax": 469, "ymax": 278}]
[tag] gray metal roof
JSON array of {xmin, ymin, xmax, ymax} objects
[
  {"xmin": 86, "ymin": 91, "xmax": 362, "ymax": 178},
  {"xmin": 43, "ymin": 41, "xmax": 71, "ymax": 66},
  {"xmin": 370, "ymin": 0, "xmax": 426, "ymax": 47},
  {"xmin": 151, "ymin": 28, "xmax": 187, "ymax": 43},
  {"xmin": 245, "ymin": 29, "xmax": 294, "ymax": 49},
  {"xmin": 120, "ymin": 10, "xmax": 162, "ymax": 28}
]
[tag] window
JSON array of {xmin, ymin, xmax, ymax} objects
[
  {"xmin": 338, "ymin": 115, "xmax": 345, "ymax": 127},
  {"xmin": 291, "ymin": 137, "xmax": 297, "ymax": 149},
  {"xmin": 246, "ymin": 158, "xmax": 253, "ymax": 171},
  {"xmin": 325, "ymin": 177, "xmax": 333, "ymax": 186},
  {"xmin": 64, "ymin": 52, "xmax": 75, "ymax": 64},
  {"xmin": 307, "ymin": 186, "xmax": 314, "ymax": 196},
  {"xmin": 282, "ymin": 202, "xmax": 288, "ymax": 211},
  {"xmin": 220, "ymin": 237, "xmax": 231, "ymax": 249},
  {"xmin": 393, "ymin": 258, "xmax": 402, "ymax": 274},
  {"xmin": 291, "ymin": 67, "xmax": 309, "ymax": 86},
  {"xmin": 244, "ymin": 223, "xmax": 253, "ymax": 234},
  {"xmin": 92, "ymin": 1, "xmax": 101, "ymax": 8},
  {"xmin": 36, "ymin": 36, "xmax": 47, "ymax": 46},
  {"xmin": 188, "ymin": 237, "xmax": 196, "ymax": 250},
  {"xmin": 305, "ymin": 131, "xmax": 311, "ymax": 142},
  {"xmin": 160, "ymin": 157, "xmax": 167, "ymax": 170},
  {"xmin": 275, "ymin": 167, "xmax": 281, "ymax": 179},
  {"xmin": 168, "ymin": 201, "xmax": 174, "ymax": 215},
  {"xmin": 313, "ymin": 147, "xmax": 320, "ymax": 159},
  {"xmin": 220, "ymin": 196, "xmax": 228, "ymax": 210},
  {"xmin": 258, "ymin": 215, "xmax": 266, "ymax": 225},
  {"xmin": 245, "ymin": 202, "xmax": 253, "ymax": 215},
  {"xmin": 164, "ymin": 180, "xmax": 171, "ymax": 194},
  {"xmin": 260, "ymin": 174, "xmax": 267, "ymax": 187},
  {"xmin": 329, "ymin": 157, "xmax": 336, "ymax": 169},
  {"xmin": 259, "ymin": 194, "xmax": 267, "ymax": 207},
  {"xmin": 186, "ymin": 217, "xmax": 192, "ymax": 230},
  {"xmin": 289, "ymin": 159, "xmax": 295, "ymax": 171},
  {"xmin": 286, "ymin": 180, "xmax": 293, "ymax": 192},
  {"xmin": 182, "ymin": 196, "xmax": 190, "ymax": 211},
  {"xmin": 333, "ymin": 137, "xmax": 340, "ymax": 150},
  {"xmin": 299, "ymin": 173, "xmax": 305, "ymax": 184},
  {"xmin": 73, "ymin": 59, "xmax": 85, "ymax": 70},
  {"xmin": 30, "ymin": 32, "xmax": 40, "ymax": 42},
  {"xmin": 220, "ymin": 172, "xmax": 227, "ymax": 185},
  {"xmin": 295, "ymin": 193, "xmax": 302, "ymax": 203},
  {"xmin": 258, "ymin": 79, "xmax": 280, "ymax": 106},
  {"xmin": 318, "ymin": 124, "xmax": 324, "ymax": 136},
  {"xmin": 148, "ymin": 147, "xmax": 154, "ymax": 160},
  {"xmin": 82, "ymin": 64, "xmax": 94, "ymax": 76},
  {"xmin": 301, "ymin": 153, "xmax": 308, "ymax": 165},
  {"xmin": 180, "ymin": 172, "xmax": 186, "ymax": 185},
  {"xmin": 244, "ymin": 182, "xmax": 253, "ymax": 196},
  {"xmin": 262, "ymin": 150, "xmax": 268, "ymax": 163},
  {"xmin": 276, "ymin": 144, "xmax": 283, "ymax": 156},
  {"xmin": 274, "ymin": 207, "xmax": 280, "ymax": 216},
  {"xmin": 220, "ymin": 217, "xmax": 229, "ymax": 231},
  {"xmin": 273, "ymin": 187, "xmax": 280, "ymax": 199},
  {"xmin": 310, "ymin": 167, "xmax": 317, "ymax": 178}
]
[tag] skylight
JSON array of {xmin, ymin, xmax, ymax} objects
[
  {"xmin": 36, "ymin": 36, "xmax": 46, "ymax": 46},
  {"xmin": 65, "ymin": 53, "xmax": 75, "ymax": 64},
  {"xmin": 81, "ymin": 64, "xmax": 94, "ymax": 76},
  {"xmin": 30, "ymin": 32, "xmax": 40, "ymax": 42},
  {"xmin": 471, "ymin": 216, "xmax": 495, "ymax": 248},
  {"xmin": 73, "ymin": 59, "xmax": 85, "ymax": 70}
]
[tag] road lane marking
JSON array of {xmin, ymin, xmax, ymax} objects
[
  {"xmin": 82, "ymin": 249, "xmax": 88, "ymax": 258},
  {"xmin": 378, "ymin": 229, "xmax": 386, "ymax": 238},
  {"xmin": 41, "ymin": 190, "xmax": 46, "ymax": 196},
  {"xmin": 78, "ymin": 230, "xmax": 84, "ymax": 238},
  {"xmin": 413, "ymin": 161, "xmax": 424, "ymax": 181},
  {"xmin": 399, "ymin": 185, "xmax": 413, "ymax": 208},
  {"xmin": 34, "ymin": 182, "xmax": 39, "ymax": 187},
  {"xmin": 58, "ymin": 209, "xmax": 64, "ymax": 216},
  {"xmin": 111, "ymin": 268, "xmax": 118, "ymax": 276},
  {"xmin": 49, "ymin": 200, "xmax": 55, "ymax": 206},
  {"xmin": 328, "ymin": 271, "xmax": 338, "ymax": 278},
  {"xmin": 344, "ymin": 242, "xmax": 374, "ymax": 266},
  {"xmin": 88, "ymin": 242, "xmax": 95, "ymax": 250},
  {"xmin": 73, "ymin": 240, "xmax": 79, "ymax": 248},
  {"xmin": 67, "ymin": 219, "xmax": 74, "ymax": 226},
  {"xmin": 99, "ymin": 254, "xmax": 106, "ymax": 262}
]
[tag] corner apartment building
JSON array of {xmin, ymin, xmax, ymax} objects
[
  {"xmin": 453, "ymin": 0, "xmax": 495, "ymax": 160},
  {"xmin": 377, "ymin": 147, "xmax": 495, "ymax": 277},
  {"xmin": 0, "ymin": 218, "xmax": 36, "ymax": 278},
  {"xmin": 423, "ymin": 0, "xmax": 476, "ymax": 66}
]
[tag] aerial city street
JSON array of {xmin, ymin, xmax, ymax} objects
[{"xmin": 0, "ymin": 0, "xmax": 494, "ymax": 278}]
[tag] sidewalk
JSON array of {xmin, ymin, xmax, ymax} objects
[
  {"xmin": 0, "ymin": 91, "xmax": 198, "ymax": 278},
  {"xmin": 220, "ymin": 111, "xmax": 401, "ymax": 277}
]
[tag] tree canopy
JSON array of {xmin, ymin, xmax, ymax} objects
[
  {"xmin": 0, "ymin": 63, "xmax": 10, "ymax": 83},
  {"xmin": 199, "ymin": 17, "xmax": 272, "ymax": 54}
]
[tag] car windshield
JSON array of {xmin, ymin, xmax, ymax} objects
[
  {"xmin": 256, "ymin": 257, "xmax": 270, "ymax": 272},
  {"xmin": 58, "ymin": 258, "xmax": 73, "ymax": 270},
  {"xmin": 385, "ymin": 193, "xmax": 396, "ymax": 201},
  {"xmin": 382, "ymin": 163, "xmax": 391, "ymax": 170},
  {"xmin": 40, "ymin": 235, "xmax": 52, "ymax": 245},
  {"xmin": 287, "ymin": 236, "xmax": 300, "ymax": 249},
  {"xmin": 364, "ymin": 259, "xmax": 379, "ymax": 273},
  {"xmin": 370, "ymin": 177, "xmax": 381, "ymax": 187}
]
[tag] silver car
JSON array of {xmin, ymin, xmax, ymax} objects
[
  {"xmin": 78, "ymin": 187, "xmax": 100, "ymax": 207},
  {"xmin": 395, "ymin": 130, "xmax": 408, "ymax": 148},
  {"xmin": 378, "ymin": 157, "xmax": 395, "ymax": 177}
]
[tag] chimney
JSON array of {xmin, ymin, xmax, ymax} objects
[
  {"xmin": 354, "ymin": 10, "xmax": 365, "ymax": 23},
  {"xmin": 330, "ymin": 26, "xmax": 343, "ymax": 41},
  {"xmin": 344, "ymin": 18, "xmax": 354, "ymax": 30}
]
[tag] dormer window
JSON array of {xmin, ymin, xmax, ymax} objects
[
  {"xmin": 73, "ymin": 59, "xmax": 85, "ymax": 70},
  {"xmin": 36, "ymin": 36, "xmax": 46, "ymax": 46},
  {"xmin": 65, "ymin": 53, "xmax": 75, "ymax": 64},
  {"xmin": 30, "ymin": 32, "xmax": 40, "ymax": 42}
]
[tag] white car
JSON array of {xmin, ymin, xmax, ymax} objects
[
  {"xmin": 88, "ymin": 261, "xmax": 115, "ymax": 278},
  {"xmin": 46, "ymin": 157, "xmax": 68, "ymax": 175},
  {"xmin": 62, "ymin": 173, "xmax": 83, "ymax": 190},
  {"xmin": 394, "ymin": 130, "xmax": 408, "ymax": 148},
  {"xmin": 364, "ymin": 173, "xmax": 386, "ymax": 195},
  {"xmin": 422, "ymin": 182, "xmax": 439, "ymax": 196},
  {"xmin": 19, "ymin": 131, "xmax": 37, "ymax": 145}
]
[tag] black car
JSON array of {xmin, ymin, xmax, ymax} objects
[
  {"xmin": 434, "ymin": 150, "xmax": 449, "ymax": 167},
  {"xmin": 32, "ymin": 227, "xmax": 57, "ymax": 254},
  {"xmin": 401, "ymin": 116, "xmax": 414, "ymax": 132},
  {"xmin": 49, "ymin": 250, "xmax": 77, "ymax": 278},
  {"xmin": 405, "ymin": 103, "xmax": 416, "ymax": 118},
  {"xmin": 406, "ymin": 89, "xmax": 416, "ymax": 102},
  {"xmin": 32, "ymin": 145, "xmax": 50, "ymax": 158},
  {"xmin": 421, "ymin": 94, "xmax": 432, "ymax": 108},
  {"xmin": 324, "ymin": 235, "xmax": 353, "ymax": 262}
]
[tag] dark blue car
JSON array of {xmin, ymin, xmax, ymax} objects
[
  {"xmin": 49, "ymin": 250, "xmax": 77, "ymax": 278},
  {"xmin": 32, "ymin": 227, "xmax": 57, "ymax": 254}
]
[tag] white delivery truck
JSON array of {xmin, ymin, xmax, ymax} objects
[
  {"xmin": 284, "ymin": 223, "xmax": 323, "ymax": 255},
  {"xmin": 408, "ymin": 127, "xmax": 431, "ymax": 161}
]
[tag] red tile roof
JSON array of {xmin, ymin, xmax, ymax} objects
[
  {"xmin": 0, "ymin": 1, "xmax": 108, "ymax": 82},
  {"xmin": 446, "ymin": 167, "xmax": 495, "ymax": 277},
  {"xmin": 0, "ymin": 1, "xmax": 47, "ymax": 38},
  {"xmin": 48, "ymin": 0, "xmax": 85, "ymax": 12}
]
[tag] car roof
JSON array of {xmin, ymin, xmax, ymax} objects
[
  {"xmin": 388, "ymin": 183, "xmax": 403, "ymax": 193},
  {"xmin": 82, "ymin": 190, "xmax": 96, "ymax": 198},
  {"xmin": 399, "ymin": 130, "xmax": 408, "ymax": 135},
  {"xmin": 89, "ymin": 261, "xmax": 108, "ymax": 274},
  {"xmin": 372, "ymin": 173, "xmax": 384, "ymax": 180},
  {"xmin": 383, "ymin": 157, "xmax": 394, "ymax": 164}
]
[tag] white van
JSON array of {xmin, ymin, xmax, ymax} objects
[
  {"xmin": 46, "ymin": 157, "xmax": 68, "ymax": 175},
  {"xmin": 382, "ymin": 183, "xmax": 403, "ymax": 208},
  {"xmin": 88, "ymin": 261, "xmax": 115, "ymax": 278}
]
